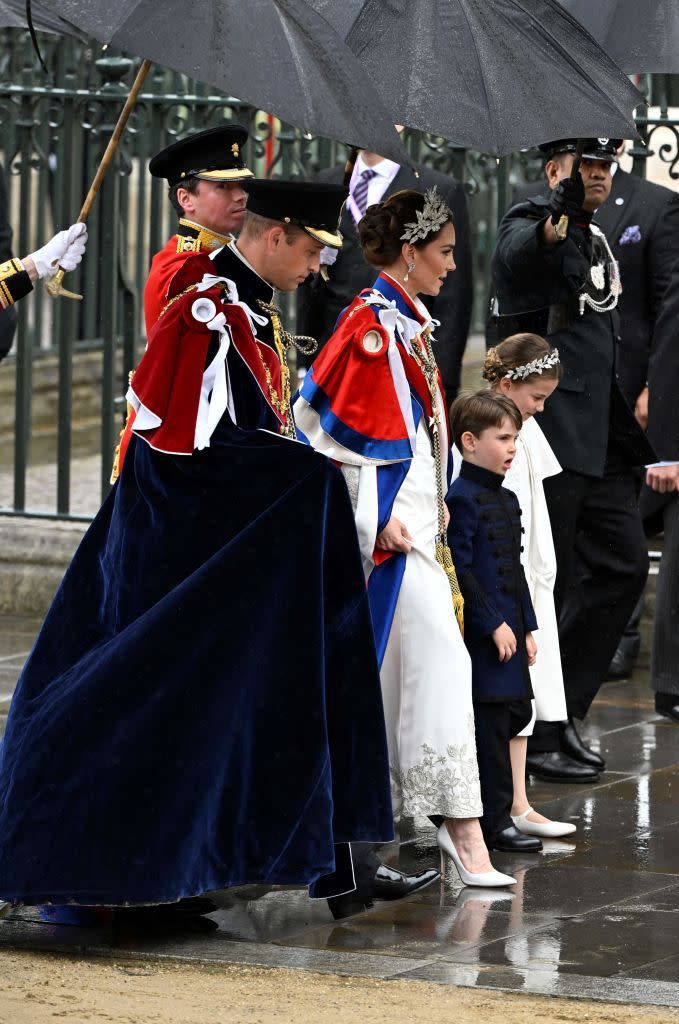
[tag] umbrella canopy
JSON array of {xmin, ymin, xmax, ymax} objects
[
  {"xmin": 53, "ymin": 0, "xmax": 410, "ymax": 166},
  {"xmin": 0, "ymin": 0, "xmax": 84, "ymax": 37},
  {"xmin": 559, "ymin": 0, "xmax": 679, "ymax": 73},
  {"xmin": 310, "ymin": 0, "xmax": 642, "ymax": 155}
]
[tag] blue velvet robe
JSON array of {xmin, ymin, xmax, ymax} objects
[{"xmin": 0, "ymin": 249, "xmax": 393, "ymax": 907}]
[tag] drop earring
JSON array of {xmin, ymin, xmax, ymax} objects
[{"xmin": 404, "ymin": 260, "xmax": 415, "ymax": 282}]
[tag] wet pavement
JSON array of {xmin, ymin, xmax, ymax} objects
[{"xmin": 0, "ymin": 618, "xmax": 678, "ymax": 1009}]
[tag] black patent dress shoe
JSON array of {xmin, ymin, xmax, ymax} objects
[
  {"xmin": 526, "ymin": 750, "xmax": 600, "ymax": 783},
  {"xmin": 372, "ymin": 864, "xmax": 440, "ymax": 900},
  {"xmin": 327, "ymin": 893, "xmax": 373, "ymax": 920},
  {"xmin": 485, "ymin": 825, "xmax": 542, "ymax": 853},
  {"xmin": 558, "ymin": 719, "xmax": 605, "ymax": 770},
  {"xmin": 656, "ymin": 693, "xmax": 679, "ymax": 722}
]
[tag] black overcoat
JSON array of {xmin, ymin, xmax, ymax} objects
[{"xmin": 491, "ymin": 197, "xmax": 655, "ymax": 478}]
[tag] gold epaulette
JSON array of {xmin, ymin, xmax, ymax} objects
[{"xmin": 176, "ymin": 234, "xmax": 202, "ymax": 255}]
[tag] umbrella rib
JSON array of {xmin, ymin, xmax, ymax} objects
[{"xmin": 456, "ymin": 0, "xmax": 499, "ymax": 150}]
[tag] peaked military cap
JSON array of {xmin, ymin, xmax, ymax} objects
[
  {"xmin": 149, "ymin": 125, "xmax": 253, "ymax": 186},
  {"xmin": 539, "ymin": 138, "xmax": 622, "ymax": 162},
  {"xmin": 245, "ymin": 180, "xmax": 348, "ymax": 249}
]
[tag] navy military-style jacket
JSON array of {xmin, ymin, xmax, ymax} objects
[{"xmin": 446, "ymin": 461, "xmax": 537, "ymax": 703}]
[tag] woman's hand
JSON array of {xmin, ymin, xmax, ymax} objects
[
  {"xmin": 492, "ymin": 622, "xmax": 517, "ymax": 662},
  {"xmin": 525, "ymin": 631, "xmax": 537, "ymax": 667},
  {"xmin": 376, "ymin": 516, "xmax": 413, "ymax": 554}
]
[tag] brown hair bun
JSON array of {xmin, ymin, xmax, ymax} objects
[{"xmin": 359, "ymin": 188, "xmax": 453, "ymax": 268}]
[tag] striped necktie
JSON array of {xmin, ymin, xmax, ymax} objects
[{"xmin": 352, "ymin": 168, "xmax": 377, "ymax": 218}]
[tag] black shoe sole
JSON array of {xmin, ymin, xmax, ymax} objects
[
  {"xmin": 528, "ymin": 770, "xmax": 600, "ymax": 784},
  {"xmin": 373, "ymin": 871, "xmax": 440, "ymax": 901}
]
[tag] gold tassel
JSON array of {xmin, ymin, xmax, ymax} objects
[
  {"xmin": 436, "ymin": 539, "xmax": 465, "ymax": 636},
  {"xmin": 110, "ymin": 371, "xmax": 135, "ymax": 484}
]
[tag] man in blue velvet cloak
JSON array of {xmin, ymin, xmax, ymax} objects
[{"xmin": 0, "ymin": 171, "xmax": 396, "ymax": 918}]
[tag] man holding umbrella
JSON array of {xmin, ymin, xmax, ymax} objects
[{"xmin": 491, "ymin": 138, "xmax": 655, "ymax": 782}]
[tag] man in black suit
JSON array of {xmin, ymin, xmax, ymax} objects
[
  {"xmin": 491, "ymin": 138, "xmax": 656, "ymax": 782},
  {"xmin": 594, "ymin": 164, "xmax": 679, "ymax": 678},
  {"xmin": 638, "ymin": 257, "xmax": 679, "ymax": 722},
  {"xmin": 296, "ymin": 147, "xmax": 473, "ymax": 400}
]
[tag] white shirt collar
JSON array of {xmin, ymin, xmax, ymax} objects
[
  {"xmin": 219, "ymin": 238, "xmax": 273, "ymax": 290},
  {"xmin": 354, "ymin": 152, "xmax": 400, "ymax": 181}
]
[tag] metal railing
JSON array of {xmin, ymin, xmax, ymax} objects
[{"xmin": 0, "ymin": 31, "xmax": 676, "ymax": 520}]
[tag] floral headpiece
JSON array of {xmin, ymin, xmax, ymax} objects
[
  {"xmin": 505, "ymin": 348, "xmax": 560, "ymax": 381},
  {"xmin": 400, "ymin": 186, "xmax": 450, "ymax": 244}
]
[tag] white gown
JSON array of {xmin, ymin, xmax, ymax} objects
[
  {"xmin": 374, "ymin": 421, "xmax": 482, "ymax": 824},
  {"xmin": 294, "ymin": 281, "xmax": 483, "ymax": 826},
  {"xmin": 503, "ymin": 417, "xmax": 567, "ymax": 727}
]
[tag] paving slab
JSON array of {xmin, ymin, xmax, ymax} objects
[{"xmin": 2, "ymin": 615, "xmax": 679, "ymax": 1008}]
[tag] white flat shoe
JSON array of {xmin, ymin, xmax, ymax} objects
[
  {"xmin": 511, "ymin": 807, "xmax": 576, "ymax": 838},
  {"xmin": 436, "ymin": 825, "xmax": 516, "ymax": 888}
]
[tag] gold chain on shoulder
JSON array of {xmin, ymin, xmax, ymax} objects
[
  {"xmin": 410, "ymin": 330, "xmax": 464, "ymax": 634},
  {"xmin": 256, "ymin": 299, "xmax": 298, "ymax": 438}
]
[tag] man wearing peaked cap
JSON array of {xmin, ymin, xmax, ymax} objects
[
  {"xmin": 0, "ymin": 170, "xmax": 400, "ymax": 923},
  {"xmin": 490, "ymin": 135, "xmax": 656, "ymax": 784},
  {"xmin": 144, "ymin": 124, "xmax": 253, "ymax": 332}
]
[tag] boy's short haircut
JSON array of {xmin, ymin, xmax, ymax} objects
[{"xmin": 450, "ymin": 389, "xmax": 522, "ymax": 450}]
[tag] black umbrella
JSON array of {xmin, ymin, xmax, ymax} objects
[
  {"xmin": 310, "ymin": 0, "xmax": 642, "ymax": 154},
  {"xmin": 53, "ymin": 0, "xmax": 410, "ymax": 167},
  {"xmin": 0, "ymin": 0, "xmax": 84, "ymax": 37},
  {"xmin": 559, "ymin": 0, "xmax": 679, "ymax": 73}
]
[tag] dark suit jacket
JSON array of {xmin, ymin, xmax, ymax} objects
[
  {"xmin": 594, "ymin": 170, "xmax": 679, "ymax": 412},
  {"xmin": 0, "ymin": 164, "xmax": 17, "ymax": 362},
  {"xmin": 492, "ymin": 197, "xmax": 654, "ymax": 478},
  {"xmin": 296, "ymin": 162, "xmax": 473, "ymax": 398}
]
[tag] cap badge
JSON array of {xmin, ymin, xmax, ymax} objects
[
  {"xmin": 598, "ymin": 138, "xmax": 610, "ymax": 146},
  {"xmin": 231, "ymin": 142, "xmax": 240, "ymax": 157}
]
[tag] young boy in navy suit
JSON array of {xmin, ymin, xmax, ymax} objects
[{"xmin": 446, "ymin": 391, "xmax": 541, "ymax": 854}]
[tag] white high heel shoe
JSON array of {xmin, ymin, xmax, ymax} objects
[
  {"xmin": 511, "ymin": 807, "xmax": 576, "ymax": 838},
  {"xmin": 436, "ymin": 824, "xmax": 516, "ymax": 888}
]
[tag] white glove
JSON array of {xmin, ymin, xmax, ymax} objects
[{"xmin": 28, "ymin": 223, "xmax": 88, "ymax": 279}]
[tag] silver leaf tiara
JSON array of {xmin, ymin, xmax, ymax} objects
[
  {"xmin": 400, "ymin": 186, "xmax": 450, "ymax": 244},
  {"xmin": 505, "ymin": 349, "xmax": 560, "ymax": 380}
]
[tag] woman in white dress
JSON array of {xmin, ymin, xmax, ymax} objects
[
  {"xmin": 295, "ymin": 188, "xmax": 514, "ymax": 886},
  {"xmin": 483, "ymin": 335, "xmax": 576, "ymax": 839}
]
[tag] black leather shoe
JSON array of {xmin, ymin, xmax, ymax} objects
[
  {"xmin": 327, "ymin": 894, "xmax": 373, "ymax": 920},
  {"xmin": 656, "ymin": 693, "xmax": 679, "ymax": 722},
  {"xmin": 605, "ymin": 631, "xmax": 641, "ymax": 680},
  {"xmin": 559, "ymin": 719, "xmax": 605, "ymax": 770},
  {"xmin": 526, "ymin": 750, "xmax": 600, "ymax": 783},
  {"xmin": 372, "ymin": 864, "xmax": 440, "ymax": 900},
  {"xmin": 485, "ymin": 825, "xmax": 542, "ymax": 853}
]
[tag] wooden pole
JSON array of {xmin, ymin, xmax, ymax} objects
[{"xmin": 46, "ymin": 58, "xmax": 153, "ymax": 299}]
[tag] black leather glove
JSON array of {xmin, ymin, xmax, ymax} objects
[{"xmin": 548, "ymin": 173, "xmax": 591, "ymax": 226}]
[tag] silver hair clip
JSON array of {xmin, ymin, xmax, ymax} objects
[
  {"xmin": 505, "ymin": 349, "xmax": 560, "ymax": 380},
  {"xmin": 400, "ymin": 187, "xmax": 450, "ymax": 244}
]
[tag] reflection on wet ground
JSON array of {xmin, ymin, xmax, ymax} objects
[{"xmin": 1, "ymin": 619, "xmax": 679, "ymax": 1007}]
